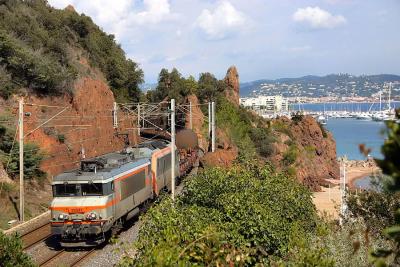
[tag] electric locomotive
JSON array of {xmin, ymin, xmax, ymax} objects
[{"xmin": 50, "ymin": 140, "xmax": 180, "ymax": 247}]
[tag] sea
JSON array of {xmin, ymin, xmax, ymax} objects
[
  {"xmin": 290, "ymin": 101, "xmax": 400, "ymax": 160},
  {"xmin": 290, "ymin": 101, "xmax": 400, "ymax": 189}
]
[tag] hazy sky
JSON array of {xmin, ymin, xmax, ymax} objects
[{"xmin": 47, "ymin": 0, "xmax": 400, "ymax": 83}]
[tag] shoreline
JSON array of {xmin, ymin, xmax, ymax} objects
[
  {"xmin": 346, "ymin": 165, "xmax": 380, "ymax": 189},
  {"xmin": 312, "ymin": 161, "xmax": 381, "ymax": 219}
]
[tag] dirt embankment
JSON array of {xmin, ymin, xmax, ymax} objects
[{"xmin": 269, "ymin": 116, "xmax": 340, "ymax": 191}]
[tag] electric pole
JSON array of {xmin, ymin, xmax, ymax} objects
[
  {"xmin": 211, "ymin": 101, "xmax": 216, "ymax": 152},
  {"xmin": 189, "ymin": 101, "xmax": 193, "ymax": 130},
  {"xmin": 18, "ymin": 98, "xmax": 24, "ymax": 222},
  {"xmin": 171, "ymin": 99, "xmax": 176, "ymax": 201},
  {"xmin": 113, "ymin": 102, "xmax": 118, "ymax": 128},
  {"xmin": 137, "ymin": 103, "xmax": 141, "ymax": 136},
  {"xmin": 340, "ymin": 157, "xmax": 347, "ymax": 225}
]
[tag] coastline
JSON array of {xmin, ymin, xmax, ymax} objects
[
  {"xmin": 346, "ymin": 165, "xmax": 380, "ymax": 189},
  {"xmin": 312, "ymin": 160, "xmax": 381, "ymax": 219}
]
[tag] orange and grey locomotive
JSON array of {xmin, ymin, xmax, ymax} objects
[{"xmin": 50, "ymin": 140, "xmax": 181, "ymax": 247}]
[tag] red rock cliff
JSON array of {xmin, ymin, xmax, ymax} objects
[
  {"xmin": 269, "ymin": 116, "xmax": 339, "ymax": 191},
  {"xmin": 19, "ymin": 77, "xmax": 138, "ymax": 177}
]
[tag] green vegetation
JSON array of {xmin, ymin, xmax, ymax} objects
[
  {"xmin": 197, "ymin": 72, "xmax": 225, "ymax": 103},
  {"xmin": 123, "ymin": 162, "xmax": 319, "ymax": 266},
  {"xmin": 0, "ymin": 0, "xmax": 143, "ymax": 101},
  {"xmin": 0, "ymin": 232, "xmax": 35, "ymax": 267},
  {"xmin": 147, "ymin": 68, "xmax": 197, "ymax": 103},
  {"xmin": 0, "ymin": 125, "xmax": 45, "ymax": 181},
  {"xmin": 318, "ymin": 122, "xmax": 328, "ymax": 138},
  {"xmin": 366, "ymin": 111, "xmax": 400, "ymax": 265},
  {"xmin": 291, "ymin": 112, "xmax": 304, "ymax": 124},
  {"xmin": 283, "ymin": 144, "xmax": 298, "ymax": 166},
  {"xmin": 147, "ymin": 69, "xmax": 226, "ymax": 105}
]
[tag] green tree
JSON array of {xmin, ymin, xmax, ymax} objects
[
  {"xmin": 0, "ymin": 125, "xmax": 45, "ymax": 180},
  {"xmin": 150, "ymin": 68, "xmax": 195, "ymax": 103},
  {"xmin": 198, "ymin": 72, "xmax": 220, "ymax": 102}
]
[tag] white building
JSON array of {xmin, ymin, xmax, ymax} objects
[{"xmin": 240, "ymin": 95, "xmax": 288, "ymax": 113}]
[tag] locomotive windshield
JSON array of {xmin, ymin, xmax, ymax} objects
[
  {"xmin": 81, "ymin": 183, "xmax": 103, "ymax": 196},
  {"xmin": 53, "ymin": 184, "xmax": 80, "ymax": 197},
  {"xmin": 53, "ymin": 183, "xmax": 105, "ymax": 197}
]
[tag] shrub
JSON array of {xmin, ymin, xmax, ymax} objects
[
  {"xmin": 283, "ymin": 144, "xmax": 298, "ymax": 166},
  {"xmin": 291, "ymin": 112, "xmax": 304, "ymax": 124},
  {"xmin": 128, "ymin": 162, "xmax": 317, "ymax": 265},
  {"xmin": 249, "ymin": 127, "xmax": 276, "ymax": 157},
  {"xmin": 0, "ymin": 125, "xmax": 45, "ymax": 180},
  {"xmin": 318, "ymin": 122, "xmax": 328, "ymax": 138},
  {"xmin": 347, "ymin": 189, "xmax": 400, "ymax": 235},
  {"xmin": 57, "ymin": 134, "xmax": 65, "ymax": 143},
  {"xmin": 0, "ymin": 182, "xmax": 15, "ymax": 196},
  {"xmin": 0, "ymin": 232, "xmax": 35, "ymax": 267}
]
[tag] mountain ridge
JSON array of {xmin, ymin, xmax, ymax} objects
[{"xmin": 240, "ymin": 74, "xmax": 400, "ymax": 98}]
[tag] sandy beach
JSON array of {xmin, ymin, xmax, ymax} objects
[{"xmin": 312, "ymin": 163, "xmax": 380, "ymax": 219}]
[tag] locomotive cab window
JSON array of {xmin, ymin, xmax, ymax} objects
[
  {"xmin": 53, "ymin": 184, "xmax": 80, "ymax": 197},
  {"xmin": 81, "ymin": 183, "xmax": 103, "ymax": 196}
]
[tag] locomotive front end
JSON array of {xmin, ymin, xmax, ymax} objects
[{"xmin": 50, "ymin": 173, "xmax": 115, "ymax": 247}]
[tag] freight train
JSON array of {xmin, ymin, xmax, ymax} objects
[{"xmin": 49, "ymin": 131, "xmax": 198, "ymax": 247}]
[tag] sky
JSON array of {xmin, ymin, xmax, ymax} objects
[{"xmin": 47, "ymin": 0, "xmax": 400, "ymax": 83}]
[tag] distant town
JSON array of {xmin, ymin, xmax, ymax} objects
[{"xmin": 240, "ymin": 74, "xmax": 400, "ymax": 103}]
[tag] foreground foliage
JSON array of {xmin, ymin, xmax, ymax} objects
[
  {"xmin": 120, "ymin": 162, "xmax": 320, "ymax": 266},
  {"xmin": 370, "ymin": 110, "xmax": 400, "ymax": 265},
  {"xmin": 0, "ymin": 232, "xmax": 35, "ymax": 267}
]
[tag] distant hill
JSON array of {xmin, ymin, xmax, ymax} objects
[{"xmin": 240, "ymin": 74, "xmax": 400, "ymax": 98}]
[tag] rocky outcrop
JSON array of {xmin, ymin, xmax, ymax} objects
[
  {"xmin": 269, "ymin": 116, "xmax": 339, "ymax": 191},
  {"xmin": 224, "ymin": 66, "xmax": 240, "ymax": 106}
]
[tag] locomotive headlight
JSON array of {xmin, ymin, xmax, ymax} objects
[
  {"xmin": 58, "ymin": 214, "xmax": 69, "ymax": 220},
  {"xmin": 87, "ymin": 212, "xmax": 97, "ymax": 220}
]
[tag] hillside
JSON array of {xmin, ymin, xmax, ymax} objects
[
  {"xmin": 240, "ymin": 74, "xmax": 400, "ymax": 98},
  {"xmin": 0, "ymin": 0, "xmax": 143, "ymax": 102}
]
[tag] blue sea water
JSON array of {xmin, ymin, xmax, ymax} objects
[
  {"xmin": 290, "ymin": 102, "xmax": 400, "ymax": 160},
  {"xmin": 325, "ymin": 119, "xmax": 386, "ymax": 160}
]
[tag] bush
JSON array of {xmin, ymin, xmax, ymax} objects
[
  {"xmin": 249, "ymin": 127, "xmax": 276, "ymax": 157},
  {"xmin": 57, "ymin": 134, "xmax": 65, "ymax": 143},
  {"xmin": 318, "ymin": 122, "xmax": 328, "ymax": 138},
  {"xmin": 283, "ymin": 144, "xmax": 298, "ymax": 166},
  {"xmin": 0, "ymin": 232, "xmax": 35, "ymax": 267},
  {"xmin": 347, "ymin": 189, "xmax": 400, "ymax": 235},
  {"xmin": 0, "ymin": 125, "xmax": 45, "ymax": 180},
  {"xmin": 0, "ymin": 182, "xmax": 15, "ymax": 196},
  {"xmin": 291, "ymin": 112, "xmax": 304, "ymax": 124},
  {"xmin": 127, "ymin": 162, "xmax": 317, "ymax": 265}
]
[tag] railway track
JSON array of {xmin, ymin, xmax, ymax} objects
[
  {"xmin": 21, "ymin": 222, "xmax": 52, "ymax": 250},
  {"xmin": 21, "ymin": 222, "xmax": 96, "ymax": 267},
  {"xmin": 38, "ymin": 248, "xmax": 96, "ymax": 267}
]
